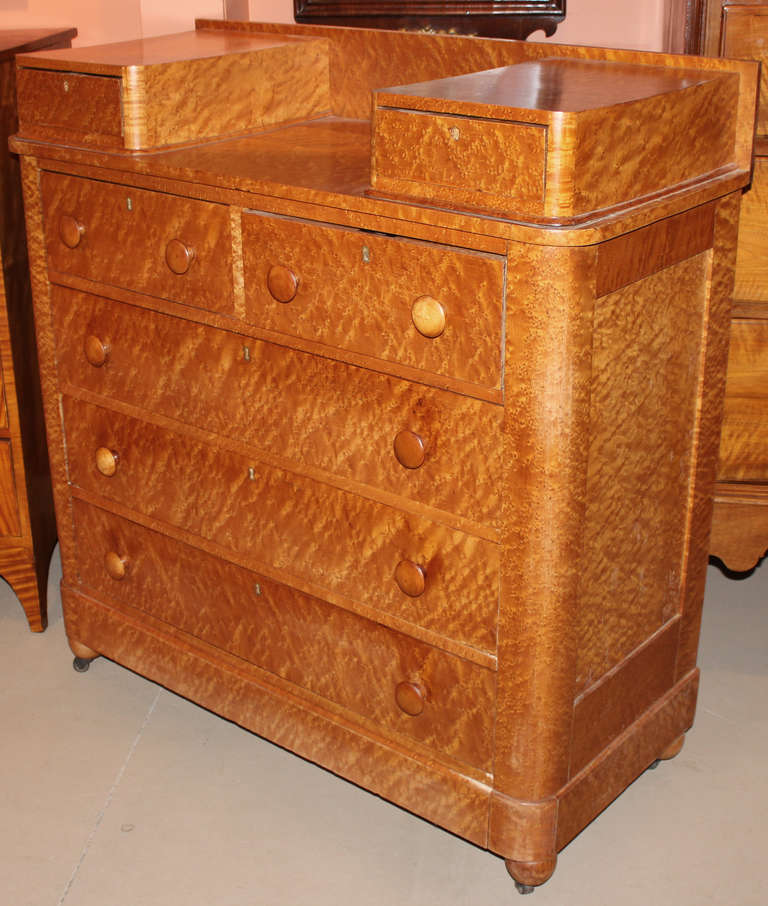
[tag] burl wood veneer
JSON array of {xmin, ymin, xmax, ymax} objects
[
  {"xmin": 11, "ymin": 20, "xmax": 757, "ymax": 891},
  {"xmin": 0, "ymin": 29, "xmax": 74, "ymax": 630}
]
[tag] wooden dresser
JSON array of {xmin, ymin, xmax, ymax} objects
[
  {"xmin": 0, "ymin": 28, "xmax": 75, "ymax": 630},
  {"xmin": 693, "ymin": 0, "xmax": 768, "ymax": 571},
  {"xmin": 10, "ymin": 21, "xmax": 757, "ymax": 891}
]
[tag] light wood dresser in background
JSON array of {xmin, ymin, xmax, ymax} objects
[
  {"xmin": 0, "ymin": 28, "xmax": 74, "ymax": 630},
  {"xmin": 10, "ymin": 20, "xmax": 758, "ymax": 891},
  {"xmin": 691, "ymin": 0, "xmax": 768, "ymax": 571}
]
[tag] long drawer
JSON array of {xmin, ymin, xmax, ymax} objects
[
  {"xmin": 71, "ymin": 500, "xmax": 495, "ymax": 771},
  {"xmin": 62, "ymin": 397, "xmax": 500, "ymax": 652},
  {"xmin": 41, "ymin": 171, "xmax": 234, "ymax": 314},
  {"xmin": 51, "ymin": 287, "xmax": 502, "ymax": 529},
  {"xmin": 719, "ymin": 318, "xmax": 768, "ymax": 479},
  {"xmin": 242, "ymin": 211, "xmax": 506, "ymax": 391}
]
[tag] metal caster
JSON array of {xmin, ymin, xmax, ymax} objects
[
  {"xmin": 72, "ymin": 656, "xmax": 91, "ymax": 673},
  {"xmin": 647, "ymin": 758, "xmax": 661, "ymax": 770},
  {"xmin": 515, "ymin": 881, "xmax": 536, "ymax": 895}
]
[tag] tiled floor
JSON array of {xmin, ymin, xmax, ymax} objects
[{"xmin": 1, "ymin": 548, "xmax": 766, "ymax": 906}]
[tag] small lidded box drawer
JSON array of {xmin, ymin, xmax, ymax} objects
[
  {"xmin": 371, "ymin": 59, "xmax": 741, "ymax": 220},
  {"xmin": 41, "ymin": 172, "xmax": 234, "ymax": 314},
  {"xmin": 242, "ymin": 211, "xmax": 506, "ymax": 392},
  {"xmin": 15, "ymin": 29, "xmax": 330, "ymax": 151}
]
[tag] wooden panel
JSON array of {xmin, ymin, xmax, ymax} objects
[
  {"xmin": 718, "ymin": 318, "xmax": 768, "ymax": 478},
  {"xmin": 0, "ymin": 440, "xmax": 20, "ymax": 535},
  {"xmin": 16, "ymin": 69, "xmax": 123, "ymax": 149},
  {"xmin": 596, "ymin": 202, "xmax": 715, "ymax": 296},
  {"xmin": 733, "ymin": 156, "xmax": 768, "ymax": 302},
  {"xmin": 242, "ymin": 212, "xmax": 505, "ymax": 391},
  {"xmin": 41, "ymin": 171, "xmax": 234, "ymax": 314},
  {"xmin": 710, "ymin": 484, "xmax": 768, "ymax": 571},
  {"xmin": 72, "ymin": 500, "xmax": 496, "ymax": 771},
  {"xmin": 371, "ymin": 107, "xmax": 546, "ymax": 215},
  {"xmin": 570, "ymin": 619, "xmax": 679, "ymax": 776},
  {"xmin": 51, "ymin": 287, "xmax": 503, "ymax": 531},
  {"xmin": 722, "ymin": 5, "xmax": 768, "ymax": 136},
  {"xmin": 0, "ymin": 353, "xmax": 6, "ymax": 430},
  {"xmin": 576, "ymin": 253, "xmax": 710, "ymax": 691},
  {"xmin": 62, "ymin": 396, "xmax": 500, "ymax": 652}
]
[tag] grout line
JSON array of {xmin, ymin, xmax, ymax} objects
[{"xmin": 56, "ymin": 690, "xmax": 161, "ymax": 906}]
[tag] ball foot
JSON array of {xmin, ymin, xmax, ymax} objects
[{"xmin": 505, "ymin": 856, "xmax": 557, "ymax": 893}]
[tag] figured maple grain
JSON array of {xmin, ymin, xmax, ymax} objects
[
  {"xmin": 733, "ymin": 158, "xmax": 768, "ymax": 302},
  {"xmin": 242, "ymin": 211, "xmax": 505, "ymax": 391},
  {"xmin": 16, "ymin": 69, "xmax": 123, "ymax": 149},
  {"xmin": 63, "ymin": 396, "xmax": 500, "ymax": 652},
  {"xmin": 371, "ymin": 106, "xmax": 546, "ymax": 215},
  {"xmin": 0, "ymin": 441, "xmax": 20, "ymax": 535},
  {"xmin": 41, "ymin": 171, "xmax": 234, "ymax": 314},
  {"xmin": 51, "ymin": 287, "xmax": 503, "ymax": 531},
  {"xmin": 718, "ymin": 319, "xmax": 768, "ymax": 478},
  {"xmin": 72, "ymin": 499, "xmax": 495, "ymax": 770},
  {"xmin": 710, "ymin": 484, "xmax": 768, "ymax": 570},
  {"xmin": 493, "ymin": 242, "xmax": 596, "ymax": 801}
]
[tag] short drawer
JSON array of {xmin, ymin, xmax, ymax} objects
[
  {"xmin": 241, "ymin": 212, "xmax": 505, "ymax": 391},
  {"xmin": 72, "ymin": 500, "xmax": 496, "ymax": 771},
  {"xmin": 16, "ymin": 69, "xmax": 123, "ymax": 149},
  {"xmin": 51, "ymin": 287, "xmax": 502, "ymax": 528},
  {"xmin": 718, "ymin": 318, "xmax": 768, "ymax": 480},
  {"xmin": 63, "ymin": 397, "xmax": 500, "ymax": 652},
  {"xmin": 371, "ymin": 106, "xmax": 546, "ymax": 215},
  {"xmin": 42, "ymin": 172, "xmax": 234, "ymax": 314},
  {"xmin": 734, "ymin": 156, "xmax": 768, "ymax": 303}
]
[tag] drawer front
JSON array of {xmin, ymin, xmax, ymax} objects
[
  {"xmin": 52, "ymin": 287, "xmax": 502, "ymax": 528},
  {"xmin": 16, "ymin": 69, "xmax": 123, "ymax": 147},
  {"xmin": 722, "ymin": 6, "xmax": 768, "ymax": 138},
  {"xmin": 734, "ymin": 156, "xmax": 768, "ymax": 303},
  {"xmin": 718, "ymin": 318, "xmax": 768, "ymax": 479},
  {"xmin": 372, "ymin": 107, "xmax": 546, "ymax": 214},
  {"xmin": 242, "ymin": 212, "xmax": 505, "ymax": 391},
  {"xmin": 63, "ymin": 397, "xmax": 500, "ymax": 652},
  {"xmin": 42, "ymin": 172, "xmax": 234, "ymax": 314},
  {"xmin": 72, "ymin": 500, "xmax": 495, "ymax": 771}
]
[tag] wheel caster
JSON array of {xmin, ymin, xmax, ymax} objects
[
  {"xmin": 73, "ymin": 656, "xmax": 92, "ymax": 673},
  {"xmin": 647, "ymin": 758, "xmax": 661, "ymax": 770},
  {"xmin": 515, "ymin": 881, "xmax": 536, "ymax": 895}
]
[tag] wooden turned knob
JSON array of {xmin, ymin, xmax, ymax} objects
[
  {"xmin": 95, "ymin": 446, "xmax": 118, "ymax": 477},
  {"xmin": 165, "ymin": 238, "xmax": 195, "ymax": 275},
  {"xmin": 394, "ymin": 559, "xmax": 426, "ymax": 597},
  {"xmin": 395, "ymin": 681, "xmax": 427, "ymax": 716},
  {"xmin": 84, "ymin": 334, "xmax": 110, "ymax": 367},
  {"xmin": 59, "ymin": 214, "xmax": 85, "ymax": 249},
  {"xmin": 393, "ymin": 430, "xmax": 426, "ymax": 469},
  {"xmin": 104, "ymin": 551, "xmax": 128, "ymax": 580},
  {"xmin": 267, "ymin": 265, "xmax": 299, "ymax": 303},
  {"xmin": 411, "ymin": 296, "xmax": 445, "ymax": 338}
]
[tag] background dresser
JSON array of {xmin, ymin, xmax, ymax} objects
[
  {"xmin": 686, "ymin": 0, "xmax": 768, "ymax": 571},
  {"xmin": 11, "ymin": 21, "xmax": 757, "ymax": 890},
  {"xmin": 0, "ymin": 28, "xmax": 74, "ymax": 630}
]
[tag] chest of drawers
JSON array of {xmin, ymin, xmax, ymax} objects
[{"xmin": 11, "ymin": 21, "xmax": 757, "ymax": 891}]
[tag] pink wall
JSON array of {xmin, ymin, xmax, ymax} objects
[{"xmin": 0, "ymin": 0, "xmax": 667, "ymax": 52}]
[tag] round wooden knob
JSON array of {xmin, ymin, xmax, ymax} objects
[
  {"xmin": 267, "ymin": 265, "xmax": 299, "ymax": 303},
  {"xmin": 395, "ymin": 681, "xmax": 427, "ymax": 716},
  {"xmin": 165, "ymin": 238, "xmax": 195, "ymax": 275},
  {"xmin": 393, "ymin": 430, "xmax": 426, "ymax": 469},
  {"xmin": 394, "ymin": 559, "xmax": 426, "ymax": 597},
  {"xmin": 411, "ymin": 296, "xmax": 445, "ymax": 338},
  {"xmin": 59, "ymin": 214, "xmax": 85, "ymax": 249},
  {"xmin": 84, "ymin": 334, "xmax": 110, "ymax": 367},
  {"xmin": 95, "ymin": 446, "xmax": 119, "ymax": 477},
  {"xmin": 104, "ymin": 551, "xmax": 128, "ymax": 581}
]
